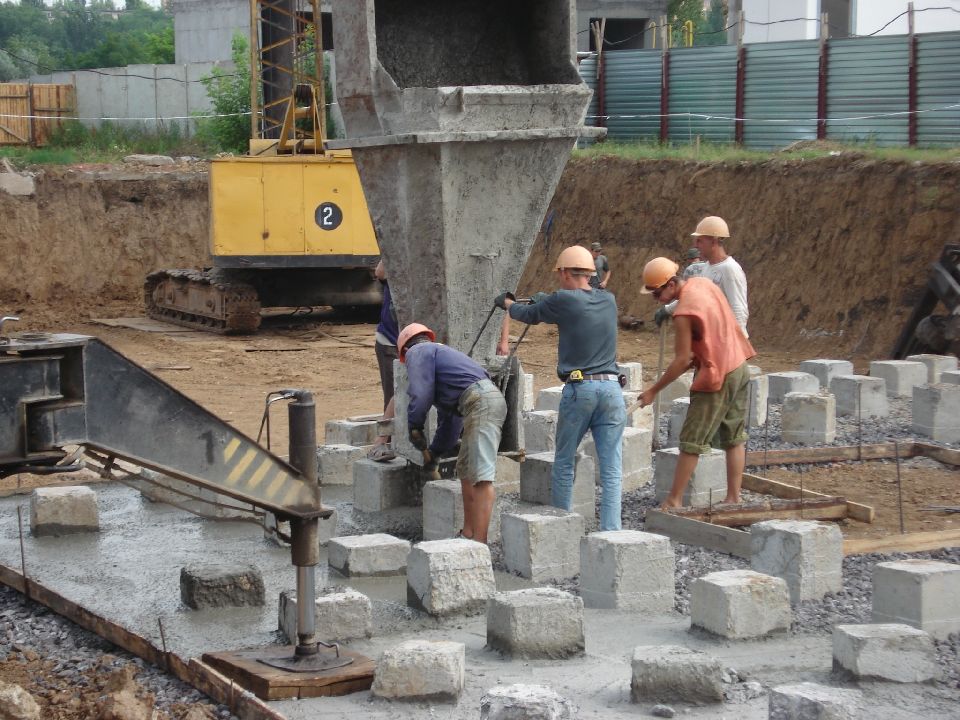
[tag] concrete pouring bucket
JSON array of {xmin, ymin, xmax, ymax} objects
[{"xmin": 330, "ymin": 0, "xmax": 595, "ymax": 361}]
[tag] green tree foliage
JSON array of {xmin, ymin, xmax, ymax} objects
[
  {"xmin": 195, "ymin": 33, "xmax": 251, "ymax": 154},
  {"xmin": 668, "ymin": 0, "xmax": 728, "ymax": 47}
]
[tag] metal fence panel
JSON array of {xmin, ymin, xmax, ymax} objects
[
  {"xmin": 577, "ymin": 56, "xmax": 599, "ymax": 147},
  {"xmin": 916, "ymin": 31, "xmax": 960, "ymax": 146},
  {"xmin": 668, "ymin": 45, "xmax": 738, "ymax": 144},
  {"xmin": 827, "ymin": 36, "xmax": 909, "ymax": 146},
  {"xmin": 742, "ymin": 40, "xmax": 820, "ymax": 150},
  {"xmin": 603, "ymin": 50, "xmax": 662, "ymax": 141}
]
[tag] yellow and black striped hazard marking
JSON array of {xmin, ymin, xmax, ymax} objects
[{"xmin": 218, "ymin": 437, "xmax": 317, "ymax": 511}]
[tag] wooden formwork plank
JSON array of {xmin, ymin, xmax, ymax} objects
[
  {"xmin": 645, "ymin": 509, "xmax": 752, "ymax": 558},
  {"xmin": 668, "ymin": 498, "xmax": 848, "ymax": 527},
  {"xmin": 911, "ymin": 442, "xmax": 960, "ymax": 468},
  {"xmin": 843, "ymin": 529, "xmax": 960, "ymax": 556},
  {"xmin": 745, "ymin": 442, "xmax": 914, "ymax": 467},
  {"xmin": 742, "ymin": 473, "xmax": 875, "ymax": 523}
]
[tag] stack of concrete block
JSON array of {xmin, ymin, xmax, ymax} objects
[
  {"xmin": 832, "ymin": 624, "xmax": 939, "ymax": 682},
  {"xmin": 352, "ymin": 457, "xmax": 422, "ymax": 535},
  {"xmin": 912, "ymin": 383, "xmax": 960, "ymax": 443},
  {"xmin": 480, "ymin": 685, "xmax": 575, "ymax": 720},
  {"xmin": 780, "ymin": 392, "xmax": 837, "ymax": 444},
  {"xmin": 630, "ymin": 645, "xmax": 723, "ymax": 704},
  {"xmin": 830, "ymin": 375, "xmax": 888, "ymax": 418},
  {"xmin": 767, "ymin": 371, "xmax": 819, "ymax": 404},
  {"xmin": 659, "ymin": 372, "xmax": 693, "ymax": 404},
  {"xmin": 520, "ymin": 451, "xmax": 595, "ymax": 525},
  {"xmin": 523, "ymin": 409, "xmax": 557, "ymax": 453},
  {"xmin": 872, "ymin": 559, "xmax": 960, "ymax": 639},
  {"xmin": 579, "ymin": 426, "xmax": 652, "ymax": 492},
  {"xmin": 869, "ymin": 360, "xmax": 927, "ymax": 398},
  {"xmin": 666, "ymin": 397, "xmax": 689, "ymax": 447},
  {"xmin": 372, "ymin": 640, "xmax": 464, "ymax": 700},
  {"xmin": 317, "ymin": 444, "xmax": 366, "ymax": 486},
  {"xmin": 942, "ymin": 370, "xmax": 960, "ymax": 385},
  {"xmin": 324, "ymin": 418, "xmax": 378, "ymax": 446},
  {"xmin": 179, "ymin": 564, "xmax": 264, "ymax": 609},
  {"xmin": 522, "ymin": 372, "xmax": 535, "ymax": 411},
  {"xmin": 654, "ymin": 448, "xmax": 727, "ymax": 506},
  {"xmin": 580, "ymin": 531, "xmax": 674, "ymax": 612},
  {"xmin": 422, "ymin": 479, "xmax": 511, "ymax": 542},
  {"xmin": 750, "ymin": 520, "xmax": 843, "ymax": 605},
  {"xmin": 278, "ymin": 586, "xmax": 372, "ymax": 643},
  {"xmin": 769, "ymin": 683, "xmax": 861, "ymax": 719},
  {"xmin": 690, "ymin": 570, "xmax": 791, "ymax": 638},
  {"xmin": 487, "ymin": 588, "xmax": 584, "ymax": 658},
  {"xmin": 748, "ymin": 372, "xmax": 769, "ymax": 427},
  {"xmin": 501, "ymin": 507, "xmax": 584, "ymax": 581},
  {"xmin": 535, "ymin": 386, "xmax": 564, "ymax": 412},
  {"xmin": 327, "ymin": 534, "xmax": 410, "ymax": 576},
  {"xmin": 799, "ymin": 359, "xmax": 854, "ymax": 389},
  {"xmin": 407, "ymin": 539, "xmax": 495, "ymax": 616},
  {"xmin": 496, "ymin": 455, "xmax": 521, "ymax": 494},
  {"xmin": 30, "ymin": 486, "xmax": 99, "ymax": 536},
  {"xmin": 907, "ymin": 353, "xmax": 958, "ymax": 383}
]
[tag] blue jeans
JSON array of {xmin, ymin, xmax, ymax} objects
[{"xmin": 552, "ymin": 379, "xmax": 626, "ymax": 530}]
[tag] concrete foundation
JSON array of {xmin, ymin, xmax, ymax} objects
[
  {"xmin": 767, "ymin": 372, "xmax": 820, "ymax": 404},
  {"xmin": 486, "ymin": 588, "xmax": 584, "ymax": 658},
  {"xmin": 750, "ymin": 521, "xmax": 843, "ymax": 605},
  {"xmin": 832, "ymin": 623, "xmax": 939, "ymax": 683},
  {"xmin": 942, "ymin": 369, "xmax": 960, "ymax": 385},
  {"xmin": 520, "ymin": 451, "xmax": 595, "ymax": 524},
  {"xmin": 352, "ymin": 457, "xmax": 420, "ymax": 512},
  {"xmin": 392, "ymin": 359, "xmax": 438, "ymax": 465},
  {"xmin": 317, "ymin": 443, "xmax": 365, "ymax": 486},
  {"xmin": 829, "ymin": 375, "xmax": 888, "ymax": 418},
  {"xmin": 422, "ymin": 479, "xmax": 507, "ymax": 542},
  {"xmin": 522, "ymin": 373, "xmax": 535, "ymax": 412},
  {"xmin": 666, "ymin": 397, "xmax": 689, "ymax": 447},
  {"xmin": 535, "ymin": 386, "xmax": 564, "ymax": 412},
  {"xmin": 906, "ymin": 353, "xmax": 959, "ymax": 383},
  {"xmin": 579, "ymin": 426, "xmax": 652, "ymax": 492},
  {"xmin": 327, "ymin": 534, "xmax": 410, "ymax": 577},
  {"xmin": 371, "ymin": 640, "xmax": 464, "ymax": 701},
  {"xmin": 618, "ymin": 361, "xmax": 644, "ymax": 391},
  {"xmin": 406, "ymin": 539, "xmax": 496, "ymax": 616},
  {"xmin": 136, "ymin": 469, "xmax": 252, "ymax": 520},
  {"xmin": 872, "ymin": 559, "xmax": 960, "ymax": 639},
  {"xmin": 869, "ymin": 360, "xmax": 928, "ymax": 398},
  {"xmin": 501, "ymin": 507, "xmax": 584, "ymax": 582},
  {"xmin": 748, "ymin": 373, "xmax": 769, "ymax": 428},
  {"xmin": 912, "ymin": 384, "xmax": 960, "ymax": 444},
  {"xmin": 179, "ymin": 564, "xmax": 264, "ymax": 609},
  {"xmin": 690, "ymin": 569, "xmax": 791, "ymax": 639},
  {"xmin": 653, "ymin": 448, "xmax": 727, "ymax": 507},
  {"xmin": 480, "ymin": 685, "xmax": 575, "ymax": 720},
  {"xmin": 278, "ymin": 586, "xmax": 372, "ymax": 644},
  {"xmin": 29, "ymin": 486, "xmax": 99, "ymax": 537},
  {"xmin": 523, "ymin": 410, "xmax": 557, "ymax": 453},
  {"xmin": 660, "ymin": 372, "xmax": 693, "ymax": 404},
  {"xmin": 780, "ymin": 392, "xmax": 836, "ymax": 444},
  {"xmin": 579, "ymin": 530, "xmax": 674, "ymax": 611},
  {"xmin": 324, "ymin": 419, "xmax": 377, "ymax": 447},
  {"xmin": 630, "ymin": 645, "xmax": 723, "ymax": 704},
  {"xmin": 768, "ymin": 682, "xmax": 862, "ymax": 720},
  {"xmin": 799, "ymin": 359, "xmax": 854, "ymax": 389},
  {"xmin": 622, "ymin": 390, "xmax": 655, "ymax": 430},
  {"xmin": 496, "ymin": 455, "xmax": 522, "ymax": 494}
]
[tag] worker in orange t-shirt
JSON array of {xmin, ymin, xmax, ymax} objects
[{"xmin": 638, "ymin": 257, "xmax": 756, "ymax": 509}]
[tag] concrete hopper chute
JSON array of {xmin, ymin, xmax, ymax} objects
[{"xmin": 331, "ymin": 0, "xmax": 599, "ymax": 360}]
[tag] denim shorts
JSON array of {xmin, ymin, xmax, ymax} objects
[
  {"xmin": 456, "ymin": 379, "xmax": 507, "ymax": 483},
  {"xmin": 679, "ymin": 362, "xmax": 750, "ymax": 454}
]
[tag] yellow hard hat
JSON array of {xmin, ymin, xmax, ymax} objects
[
  {"xmin": 641, "ymin": 257, "xmax": 680, "ymax": 293},
  {"xmin": 397, "ymin": 323, "xmax": 436, "ymax": 362},
  {"xmin": 554, "ymin": 245, "xmax": 595, "ymax": 272},
  {"xmin": 691, "ymin": 215, "xmax": 730, "ymax": 238}
]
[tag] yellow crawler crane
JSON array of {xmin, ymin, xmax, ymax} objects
[{"xmin": 145, "ymin": 0, "xmax": 379, "ymax": 333}]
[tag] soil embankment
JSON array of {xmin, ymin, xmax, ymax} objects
[{"xmin": 2, "ymin": 156, "xmax": 959, "ymax": 359}]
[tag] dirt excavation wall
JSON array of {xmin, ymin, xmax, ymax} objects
[{"xmin": 1, "ymin": 156, "xmax": 958, "ymax": 359}]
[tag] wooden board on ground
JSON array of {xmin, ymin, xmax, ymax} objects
[
  {"xmin": 843, "ymin": 528, "xmax": 960, "ymax": 556},
  {"xmin": 91, "ymin": 317, "xmax": 204, "ymax": 334},
  {"xmin": 745, "ymin": 443, "xmax": 907, "ymax": 467},
  {"xmin": 645, "ymin": 509, "xmax": 752, "ymax": 558},
  {"xmin": 203, "ymin": 646, "xmax": 375, "ymax": 701},
  {"xmin": 742, "ymin": 473, "xmax": 875, "ymax": 523},
  {"xmin": 669, "ymin": 497, "xmax": 848, "ymax": 527}
]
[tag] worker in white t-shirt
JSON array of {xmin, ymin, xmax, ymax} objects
[{"xmin": 690, "ymin": 215, "xmax": 749, "ymax": 337}]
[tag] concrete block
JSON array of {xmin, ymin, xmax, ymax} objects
[
  {"xmin": 660, "ymin": 372, "xmax": 693, "ymax": 404},
  {"xmin": 912, "ymin": 384, "xmax": 960, "ymax": 444},
  {"xmin": 630, "ymin": 645, "xmax": 723, "ymax": 704},
  {"xmin": 372, "ymin": 640, "xmax": 464, "ymax": 700},
  {"xmin": 535, "ymin": 386, "xmax": 564, "ymax": 412},
  {"xmin": 768, "ymin": 682, "xmax": 861, "ymax": 720},
  {"xmin": 617, "ymin": 361, "xmax": 643, "ymax": 391},
  {"xmin": 942, "ymin": 369, "xmax": 960, "ymax": 385},
  {"xmin": 832, "ymin": 624, "xmax": 939, "ymax": 682},
  {"xmin": 906, "ymin": 353, "xmax": 958, "ymax": 383},
  {"xmin": 520, "ymin": 451, "xmax": 595, "ymax": 524},
  {"xmin": 29, "ymin": 486, "xmax": 99, "ymax": 536},
  {"xmin": 278, "ymin": 586, "xmax": 372, "ymax": 643},
  {"xmin": 324, "ymin": 418, "xmax": 377, "ymax": 446},
  {"xmin": 829, "ymin": 375, "xmax": 888, "ymax": 418},
  {"xmin": 422, "ymin": 479, "xmax": 505, "ymax": 542},
  {"xmin": 317, "ymin": 444, "xmax": 365, "ymax": 486},
  {"xmin": 180, "ymin": 564, "xmax": 264, "ymax": 609},
  {"xmin": 352, "ymin": 457, "xmax": 419, "ymax": 512},
  {"xmin": 767, "ymin": 372, "xmax": 820, "ymax": 404},
  {"xmin": 654, "ymin": 448, "xmax": 727, "ymax": 507},
  {"xmin": 666, "ymin": 397, "xmax": 689, "ymax": 446},
  {"xmin": 750, "ymin": 521, "xmax": 843, "ymax": 605},
  {"xmin": 501, "ymin": 508, "xmax": 584, "ymax": 582},
  {"xmin": 749, "ymin": 364, "xmax": 763, "ymax": 376},
  {"xmin": 748, "ymin": 373, "xmax": 769, "ymax": 427},
  {"xmin": 496, "ymin": 455, "xmax": 521, "ymax": 494},
  {"xmin": 872, "ymin": 559, "xmax": 960, "ymax": 639},
  {"xmin": 522, "ymin": 372, "xmax": 535, "ymax": 411},
  {"xmin": 622, "ymin": 390, "xmax": 655, "ymax": 430},
  {"xmin": 407, "ymin": 539, "xmax": 495, "ymax": 616},
  {"xmin": 869, "ymin": 360, "xmax": 927, "ymax": 398},
  {"xmin": 328, "ymin": 533, "xmax": 410, "ymax": 577},
  {"xmin": 781, "ymin": 392, "xmax": 836, "ymax": 444},
  {"xmin": 480, "ymin": 685, "xmax": 575, "ymax": 720},
  {"xmin": 392, "ymin": 358, "xmax": 437, "ymax": 464},
  {"xmin": 580, "ymin": 530, "xmax": 674, "ymax": 611},
  {"xmin": 486, "ymin": 588, "xmax": 584, "ymax": 658},
  {"xmin": 799, "ymin": 359, "xmax": 854, "ymax": 389},
  {"xmin": 523, "ymin": 410, "xmax": 557, "ymax": 453},
  {"xmin": 579, "ymin": 426, "xmax": 652, "ymax": 492},
  {"xmin": 690, "ymin": 569, "xmax": 791, "ymax": 639}
]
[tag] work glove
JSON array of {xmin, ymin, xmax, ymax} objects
[
  {"xmin": 654, "ymin": 306, "xmax": 670, "ymax": 328},
  {"xmin": 422, "ymin": 449, "xmax": 441, "ymax": 481},
  {"xmin": 528, "ymin": 291, "xmax": 550, "ymax": 305},
  {"xmin": 409, "ymin": 427, "xmax": 427, "ymax": 451},
  {"xmin": 493, "ymin": 291, "xmax": 515, "ymax": 310}
]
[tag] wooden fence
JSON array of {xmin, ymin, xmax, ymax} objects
[{"xmin": 0, "ymin": 83, "xmax": 76, "ymax": 147}]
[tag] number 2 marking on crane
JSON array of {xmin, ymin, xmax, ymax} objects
[{"xmin": 315, "ymin": 202, "xmax": 343, "ymax": 231}]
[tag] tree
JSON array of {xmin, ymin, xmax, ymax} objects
[
  {"xmin": 195, "ymin": 33, "xmax": 251, "ymax": 154},
  {"xmin": 668, "ymin": 0, "xmax": 729, "ymax": 47},
  {"xmin": 697, "ymin": 0, "xmax": 728, "ymax": 46}
]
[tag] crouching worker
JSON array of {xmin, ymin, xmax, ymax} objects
[
  {"xmin": 398, "ymin": 323, "xmax": 508, "ymax": 543},
  {"xmin": 638, "ymin": 257, "xmax": 756, "ymax": 509}
]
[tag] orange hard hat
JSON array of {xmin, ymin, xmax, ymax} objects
[
  {"xmin": 640, "ymin": 257, "xmax": 680, "ymax": 293},
  {"xmin": 691, "ymin": 215, "xmax": 730, "ymax": 238},
  {"xmin": 554, "ymin": 245, "xmax": 595, "ymax": 272},
  {"xmin": 397, "ymin": 323, "xmax": 435, "ymax": 362}
]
